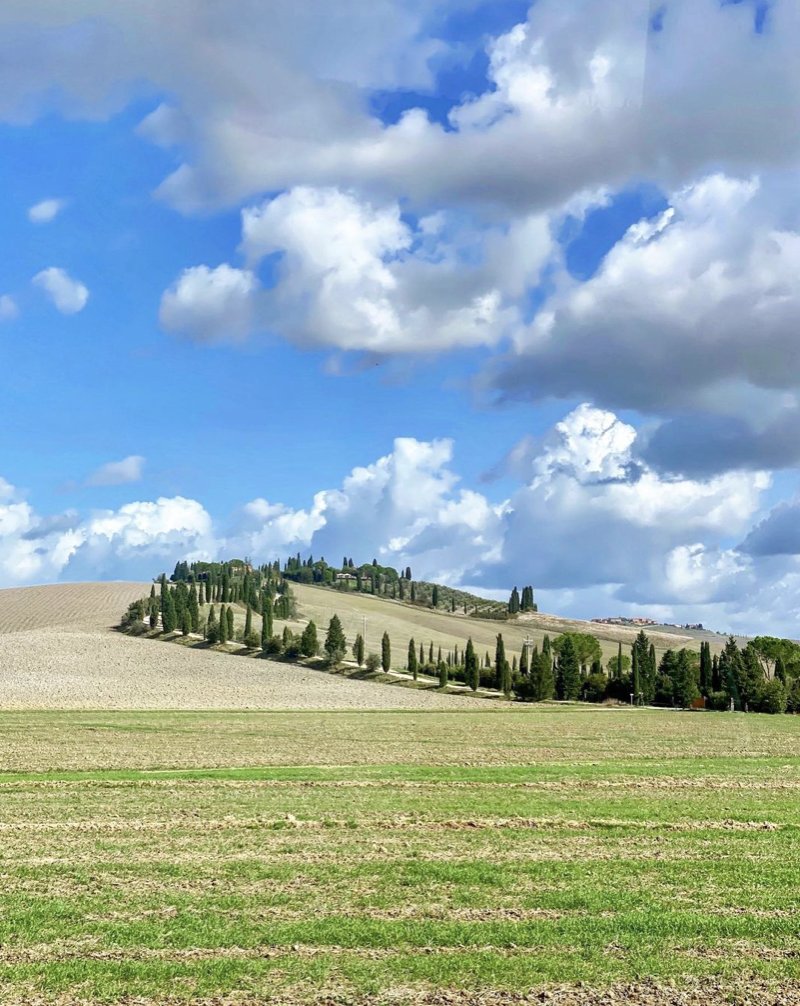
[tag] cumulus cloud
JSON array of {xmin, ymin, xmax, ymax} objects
[
  {"xmin": 28, "ymin": 197, "xmax": 66, "ymax": 223},
  {"xmin": 86, "ymin": 455, "xmax": 145, "ymax": 488},
  {"xmin": 0, "ymin": 295, "xmax": 18, "ymax": 321},
  {"xmin": 159, "ymin": 264, "xmax": 259, "ymax": 343},
  {"xmin": 165, "ymin": 187, "xmax": 550, "ymax": 353},
  {"xmin": 32, "ymin": 267, "xmax": 89, "ymax": 314}
]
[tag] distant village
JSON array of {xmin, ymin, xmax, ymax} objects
[{"xmin": 592, "ymin": 616, "xmax": 705, "ymax": 631}]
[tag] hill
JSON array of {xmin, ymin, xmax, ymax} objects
[{"xmin": 0, "ymin": 582, "xmax": 484, "ymax": 710}]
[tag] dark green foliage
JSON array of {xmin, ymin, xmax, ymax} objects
[
  {"xmin": 206, "ymin": 605, "xmax": 218, "ymax": 644},
  {"xmin": 365, "ymin": 652, "xmax": 381, "ymax": 673},
  {"xmin": 632, "ymin": 645, "xmax": 640, "ymax": 701},
  {"xmin": 407, "ymin": 638, "xmax": 418, "ymax": 680},
  {"xmin": 431, "ymin": 585, "xmax": 439, "ymax": 608},
  {"xmin": 244, "ymin": 605, "xmax": 253, "ymax": 640},
  {"xmin": 464, "ymin": 638, "xmax": 479, "ymax": 692},
  {"xmin": 508, "ymin": 587, "xmax": 520, "ymax": 614},
  {"xmin": 188, "ymin": 584, "xmax": 200, "ymax": 633},
  {"xmin": 353, "ymin": 633, "xmax": 365, "ymax": 666},
  {"xmin": 218, "ymin": 606, "xmax": 228, "ymax": 645},
  {"xmin": 775, "ymin": 656, "xmax": 787, "ymax": 684},
  {"xmin": 556, "ymin": 635, "xmax": 580, "ymax": 701},
  {"xmin": 699, "ymin": 641, "xmax": 712, "ymax": 696},
  {"xmin": 519, "ymin": 645, "xmax": 528, "ymax": 677},
  {"xmin": 381, "ymin": 631, "xmax": 391, "ymax": 673},
  {"xmin": 581, "ymin": 672, "xmax": 608, "ymax": 703},
  {"xmin": 494, "ymin": 634, "xmax": 505, "ymax": 691},
  {"xmin": 672, "ymin": 649, "xmax": 700, "ymax": 708},
  {"xmin": 324, "ymin": 615, "xmax": 347, "ymax": 665},
  {"xmin": 552, "ymin": 632, "xmax": 602, "ymax": 672},
  {"xmin": 754, "ymin": 679, "xmax": 788, "ymax": 714},
  {"xmin": 226, "ymin": 606, "xmax": 234, "ymax": 641},
  {"xmin": 300, "ymin": 621, "xmax": 319, "ymax": 657},
  {"xmin": 438, "ymin": 660, "xmax": 448, "ymax": 688},
  {"xmin": 161, "ymin": 586, "xmax": 176, "ymax": 634}
]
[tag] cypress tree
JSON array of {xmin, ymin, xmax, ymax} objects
[
  {"xmin": 262, "ymin": 596, "xmax": 273, "ymax": 641},
  {"xmin": 616, "ymin": 641, "xmax": 623, "ymax": 681},
  {"xmin": 419, "ymin": 642, "xmax": 425, "ymax": 665},
  {"xmin": 408, "ymin": 639, "xmax": 418, "ymax": 680},
  {"xmin": 712, "ymin": 653, "xmax": 721, "ymax": 691},
  {"xmin": 300, "ymin": 620, "xmax": 319, "ymax": 657},
  {"xmin": 181, "ymin": 608, "xmax": 190, "ymax": 636},
  {"xmin": 775, "ymin": 655, "xmax": 787, "ymax": 684},
  {"xmin": 699, "ymin": 641, "xmax": 712, "ymax": 696},
  {"xmin": 381, "ymin": 631, "xmax": 391, "ymax": 673},
  {"xmin": 439, "ymin": 659, "xmax": 448, "ymax": 688},
  {"xmin": 429, "ymin": 641, "xmax": 434, "ymax": 664},
  {"xmin": 218, "ymin": 606, "xmax": 227, "ymax": 644},
  {"xmin": 556, "ymin": 635, "xmax": 580, "ymax": 700},
  {"xmin": 632, "ymin": 645, "xmax": 640, "ymax": 701},
  {"xmin": 437, "ymin": 645, "xmax": 442, "ymax": 664},
  {"xmin": 353, "ymin": 633, "xmax": 365, "ymax": 666},
  {"xmin": 519, "ymin": 646, "xmax": 529, "ymax": 677},
  {"xmin": 494, "ymin": 634, "xmax": 506, "ymax": 691},
  {"xmin": 647, "ymin": 643, "xmax": 657, "ymax": 702},
  {"xmin": 508, "ymin": 587, "xmax": 520, "ymax": 614},
  {"xmin": 188, "ymin": 584, "xmax": 200, "ymax": 633},
  {"xmin": 465, "ymin": 638, "xmax": 479, "ymax": 692},
  {"xmin": 432, "ymin": 585, "xmax": 439, "ymax": 608},
  {"xmin": 324, "ymin": 615, "xmax": 347, "ymax": 664},
  {"xmin": 244, "ymin": 605, "xmax": 253, "ymax": 640},
  {"xmin": 226, "ymin": 606, "xmax": 234, "ymax": 640},
  {"xmin": 162, "ymin": 588, "xmax": 176, "ymax": 634},
  {"xmin": 207, "ymin": 604, "xmax": 217, "ymax": 643},
  {"xmin": 410, "ymin": 582, "xmax": 416, "ymax": 602}
]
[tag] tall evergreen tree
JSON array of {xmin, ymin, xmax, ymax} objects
[
  {"xmin": 439, "ymin": 659, "xmax": 448, "ymax": 688},
  {"xmin": 519, "ymin": 645, "xmax": 529, "ymax": 677},
  {"xmin": 465, "ymin": 638, "xmax": 479, "ymax": 692},
  {"xmin": 556, "ymin": 635, "xmax": 580, "ymax": 700},
  {"xmin": 188, "ymin": 583, "xmax": 200, "ymax": 633},
  {"xmin": 494, "ymin": 634, "xmax": 506, "ymax": 691},
  {"xmin": 428, "ymin": 641, "xmax": 435, "ymax": 664},
  {"xmin": 206, "ymin": 604, "xmax": 217, "ymax": 643},
  {"xmin": 508, "ymin": 587, "xmax": 520, "ymax": 614},
  {"xmin": 226, "ymin": 606, "xmax": 234, "ymax": 641},
  {"xmin": 218, "ymin": 605, "xmax": 227, "ymax": 644},
  {"xmin": 712, "ymin": 653, "xmax": 721, "ymax": 691},
  {"xmin": 324, "ymin": 615, "xmax": 347, "ymax": 664},
  {"xmin": 699, "ymin": 641, "xmax": 712, "ymax": 696},
  {"xmin": 419, "ymin": 641, "xmax": 425, "ymax": 665},
  {"xmin": 300, "ymin": 620, "xmax": 319, "ymax": 657},
  {"xmin": 161, "ymin": 587, "xmax": 176, "ymax": 634},
  {"xmin": 244, "ymin": 605, "xmax": 253, "ymax": 640},
  {"xmin": 673, "ymin": 649, "xmax": 699, "ymax": 708},
  {"xmin": 381, "ymin": 631, "xmax": 391, "ymax": 672},
  {"xmin": 181, "ymin": 608, "xmax": 190, "ymax": 636},
  {"xmin": 775, "ymin": 655, "xmax": 787, "ymax": 684},
  {"xmin": 532, "ymin": 645, "xmax": 555, "ymax": 701},
  {"xmin": 431, "ymin": 585, "xmax": 439, "ymax": 608},
  {"xmin": 353, "ymin": 633, "xmax": 365, "ymax": 666},
  {"xmin": 631, "ymin": 645, "xmax": 640, "ymax": 701},
  {"xmin": 408, "ymin": 638, "xmax": 418, "ymax": 680}
]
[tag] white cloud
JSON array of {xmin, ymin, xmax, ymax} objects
[
  {"xmin": 28, "ymin": 198, "xmax": 66, "ymax": 223},
  {"xmin": 166, "ymin": 187, "xmax": 550, "ymax": 353},
  {"xmin": 0, "ymin": 295, "xmax": 18, "ymax": 321},
  {"xmin": 159, "ymin": 264, "xmax": 259, "ymax": 343},
  {"xmin": 32, "ymin": 267, "xmax": 89, "ymax": 314},
  {"xmin": 86, "ymin": 455, "xmax": 145, "ymax": 487}
]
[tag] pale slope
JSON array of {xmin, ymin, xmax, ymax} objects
[
  {"xmin": 0, "ymin": 583, "xmax": 485, "ymax": 710},
  {"xmin": 286, "ymin": 582, "xmax": 719, "ymax": 665}
]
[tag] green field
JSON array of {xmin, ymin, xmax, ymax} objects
[{"xmin": 0, "ymin": 707, "xmax": 796, "ymax": 1004}]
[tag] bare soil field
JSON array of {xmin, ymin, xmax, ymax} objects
[{"xmin": 0, "ymin": 583, "xmax": 485, "ymax": 710}]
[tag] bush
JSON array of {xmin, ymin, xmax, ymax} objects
[
  {"xmin": 126, "ymin": 619, "xmax": 148, "ymax": 637},
  {"xmin": 364, "ymin": 652, "xmax": 381, "ymax": 672},
  {"xmin": 754, "ymin": 679, "xmax": 788, "ymax": 714},
  {"xmin": 243, "ymin": 631, "xmax": 261, "ymax": 649},
  {"xmin": 263, "ymin": 635, "xmax": 283, "ymax": 655},
  {"xmin": 706, "ymin": 690, "xmax": 730, "ymax": 711},
  {"xmin": 581, "ymin": 672, "xmax": 608, "ymax": 704},
  {"xmin": 787, "ymin": 677, "xmax": 800, "ymax": 713},
  {"xmin": 654, "ymin": 674, "xmax": 675, "ymax": 707}
]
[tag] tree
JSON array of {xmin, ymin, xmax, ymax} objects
[
  {"xmin": 419, "ymin": 641, "xmax": 425, "ymax": 665},
  {"xmin": 244, "ymin": 605, "xmax": 253, "ymax": 640},
  {"xmin": 775, "ymin": 655, "xmax": 787, "ymax": 684},
  {"xmin": 673, "ymin": 649, "xmax": 699, "ymax": 708},
  {"xmin": 699, "ymin": 641, "xmax": 712, "ymax": 696},
  {"xmin": 508, "ymin": 587, "xmax": 520, "ymax": 614},
  {"xmin": 218, "ymin": 605, "xmax": 228, "ymax": 644},
  {"xmin": 261, "ymin": 596, "xmax": 273, "ymax": 649},
  {"xmin": 519, "ymin": 645, "xmax": 529, "ymax": 677},
  {"xmin": 465, "ymin": 638, "xmax": 479, "ymax": 692},
  {"xmin": 206, "ymin": 605, "xmax": 217, "ymax": 644},
  {"xmin": 494, "ymin": 634, "xmax": 506, "ymax": 691},
  {"xmin": 720, "ymin": 637, "xmax": 743, "ymax": 710},
  {"xmin": 631, "ymin": 631, "xmax": 654, "ymax": 702},
  {"xmin": 431, "ymin": 585, "xmax": 439, "ymax": 608},
  {"xmin": 300, "ymin": 620, "xmax": 319, "ymax": 657},
  {"xmin": 408, "ymin": 638, "xmax": 418, "ymax": 680},
  {"xmin": 324, "ymin": 615, "xmax": 347, "ymax": 664},
  {"xmin": 188, "ymin": 583, "xmax": 200, "ymax": 633},
  {"xmin": 429, "ymin": 641, "xmax": 435, "ymax": 664},
  {"xmin": 161, "ymin": 587, "xmax": 176, "ymax": 634},
  {"xmin": 438, "ymin": 659, "xmax": 448, "ymax": 688},
  {"xmin": 552, "ymin": 633, "xmax": 602, "ymax": 672},
  {"xmin": 226, "ymin": 606, "xmax": 234, "ymax": 641},
  {"xmin": 381, "ymin": 631, "xmax": 391, "ymax": 673},
  {"xmin": 353, "ymin": 633, "xmax": 365, "ymax": 666},
  {"xmin": 556, "ymin": 636, "xmax": 580, "ymax": 701},
  {"xmin": 531, "ymin": 641, "xmax": 555, "ymax": 701},
  {"xmin": 631, "ymin": 645, "xmax": 640, "ymax": 701},
  {"xmin": 181, "ymin": 608, "xmax": 190, "ymax": 636}
]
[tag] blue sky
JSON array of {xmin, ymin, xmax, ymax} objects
[{"xmin": 1, "ymin": 0, "xmax": 800, "ymax": 634}]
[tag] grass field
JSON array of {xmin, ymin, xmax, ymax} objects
[{"xmin": 0, "ymin": 706, "xmax": 797, "ymax": 1004}]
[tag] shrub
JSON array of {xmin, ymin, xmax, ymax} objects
[
  {"xmin": 706, "ymin": 690, "xmax": 730, "ymax": 711},
  {"xmin": 126, "ymin": 619, "xmax": 148, "ymax": 637},
  {"xmin": 754, "ymin": 679, "xmax": 788, "ymax": 714},
  {"xmin": 787, "ymin": 677, "xmax": 800, "ymax": 713},
  {"xmin": 243, "ymin": 631, "xmax": 261, "ymax": 649},
  {"xmin": 263, "ymin": 635, "xmax": 283, "ymax": 655},
  {"xmin": 365, "ymin": 652, "xmax": 381, "ymax": 672},
  {"xmin": 581, "ymin": 672, "xmax": 608, "ymax": 704}
]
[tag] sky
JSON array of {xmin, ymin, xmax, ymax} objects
[{"xmin": 2, "ymin": 0, "xmax": 800, "ymax": 634}]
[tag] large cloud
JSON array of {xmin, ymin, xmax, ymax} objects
[
  {"xmin": 32, "ymin": 267, "xmax": 89, "ymax": 314},
  {"xmin": 0, "ymin": 2, "xmax": 796, "ymax": 214}
]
